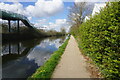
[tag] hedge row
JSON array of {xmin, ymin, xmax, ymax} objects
[
  {"xmin": 76, "ymin": 2, "xmax": 120, "ymax": 79},
  {"xmin": 28, "ymin": 36, "xmax": 70, "ymax": 79}
]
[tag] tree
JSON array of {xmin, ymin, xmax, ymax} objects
[
  {"xmin": 60, "ymin": 27, "xmax": 66, "ymax": 35},
  {"xmin": 68, "ymin": 2, "xmax": 94, "ymax": 27}
]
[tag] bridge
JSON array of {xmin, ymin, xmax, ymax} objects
[{"xmin": 0, "ymin": 9, "xmax": 34, "ymax": 32}]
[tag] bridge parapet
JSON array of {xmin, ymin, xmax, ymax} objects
[{"xmin": 0, "ymin": 9, "xmax": 34, "ymax": 28}]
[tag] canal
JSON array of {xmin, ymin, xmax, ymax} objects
[{"xmin": 2, "ymin": 36, "xmax": 66, "ymax": 79}]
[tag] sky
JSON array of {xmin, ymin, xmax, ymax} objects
[{"xmin": 0, "ymin": 0, "xmax": 110, "ymax": 32}]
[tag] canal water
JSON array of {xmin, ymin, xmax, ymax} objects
[{"xmin": 2, "ymin": 36, "xmax": 66, "ymax": 79}]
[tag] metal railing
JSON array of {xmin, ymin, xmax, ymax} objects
[{"xmin": 0, "ymin": 9, "xmax": 33, "ymax": 28}]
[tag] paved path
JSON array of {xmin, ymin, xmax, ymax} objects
[{"xmin": 52, "ymin": 35, "xmax": 90, "ymax": 78}]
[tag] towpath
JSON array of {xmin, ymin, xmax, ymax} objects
[{"xmin": 52, "ymin": 35, "xmax": 90, "ymax": 78}]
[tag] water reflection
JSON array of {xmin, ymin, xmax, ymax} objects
[
  {"xmin": 27, "ymin": 37, "xmax": 65, "ymax": 66},
  {"xmin": 2, "ymin": 39, "xmax": 42, "ymax": 64},
  {"xmin": 2, "ymin": 36, "xmax": 66, "ymax": 78}
]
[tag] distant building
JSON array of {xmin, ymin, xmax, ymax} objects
[
  {"xmin": 84, "ymin": 3, "xmax": 106, "ymax": 22},
  {"xmin": 92, "ymin": 3, "xmax": 106, "ymax": 16},
  {"xmin": 84, "ymin": 16, "xmax": 90, "ymax": 22}
]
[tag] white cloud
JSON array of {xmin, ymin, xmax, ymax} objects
[
  {"xmin": 34, "ymin": 19, "xmax": 70, "ymax": 31},
  {"xmin": 0, "ymin": 2, "xmax": 24, "ymax": 14},
  {"xmin": 0, "ymin": 0, "xmax": 64, "ymax": 18},
  {"xmin": 75, "ymin": 0, "xmax": 108, "ymax": 2},
  {"xmin": 34, "ymin": 19, "xmax": 48, "ymax": 28},
  {"xmin": 0, "ymin": 0, "xmax": 70, "ymax": 32},
  {"xmin": 40, "ymin": 19, "xmax": 71, "ymax": 32},
  {"xmin": 25, "ymin": 0, "xmax": 64, "ymax": 17},
  {"xmin": 67, "ymin": 6, "xmax": 72, "ymax": 10},
  {"xmin": 3, "ymin": 0, "xmax": 112, "ymax": 2},
  {"xmin": 28, "ymin": 16, "xmax": 32, "ymax": 21}
]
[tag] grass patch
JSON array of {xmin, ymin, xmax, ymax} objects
[{"xmin": 28, "ymin": 35, "xmax": 70, "ymax": 79}]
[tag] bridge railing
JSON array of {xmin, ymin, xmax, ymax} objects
[
  {"xmin": 0, "ymin": 9, "xmax": 33, "ymax": 26},
  {"xmin": 0, "ymin": 9, "xmax": 28, "ymax": 20}
]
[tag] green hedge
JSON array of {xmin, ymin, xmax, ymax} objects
[
  {"xmin": 76, "ymin": 2, "xmax": 120, "ymax": 79},
  {"xmin": 28, "ymin": 36, "xmax": 70, "ymax": 79}
]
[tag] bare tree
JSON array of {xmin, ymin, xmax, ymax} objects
[
  {"xmin": 68, "ymin": 2, "xmax": 94, "ymax": 27},
  {"xmin": 60, "ymin": 27, "xmax": 66, "ymax": 34}
]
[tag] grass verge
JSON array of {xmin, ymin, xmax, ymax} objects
[{"xmin": 28, "ymin": 35, "xmax": 70, "ymax": 79}]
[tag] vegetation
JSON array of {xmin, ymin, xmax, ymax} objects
[
  {"xmin": 28, "ymin": 36, "xmax": 70, "ymax": 79},
  {"xmin": 1, "ymin": 22, "xmax": 67, "ymax": 41},
  {"xmin": 70, "ymin": 2, "xmax": 120, "ymax": 79},
  {"xmin": 43, "ymin": 28, "xmax": 66, "ymax": 37},
  {"xmin": 68, "ymin": 2, "xmax": 94, "ymax": 27}
]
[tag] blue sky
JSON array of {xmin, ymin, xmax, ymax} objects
[
  {"xmin": 0, "ymin": 0, "xmax": 74, "ymax": 32},
  {"xmin": 0, "ymin": 0, "xmax": 108, "ymax": 31},
  {"xmin": 18, "ymin": 2, "xmax": 73, "ymax": 22}
]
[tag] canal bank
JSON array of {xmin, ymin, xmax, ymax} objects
[
  {"xmin": 29, "ymin": 35, "xmax": 70, "ymax": 79},
  {"xmin": 2, "ymin": 36, "xmax": 67, "ymax": 79}
]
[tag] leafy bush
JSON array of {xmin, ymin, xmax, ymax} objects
[
  {"xmin": 28, "ymin": 36, "xmax": 70, "ymax": 79},
  {"xmin": 74, "ymin": 2, "xmax": 120, "ymax": 79}
]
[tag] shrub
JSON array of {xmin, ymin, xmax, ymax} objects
[{"xmin": 74, "ymin": 2, "xmax": 120, "ymax": 79}]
